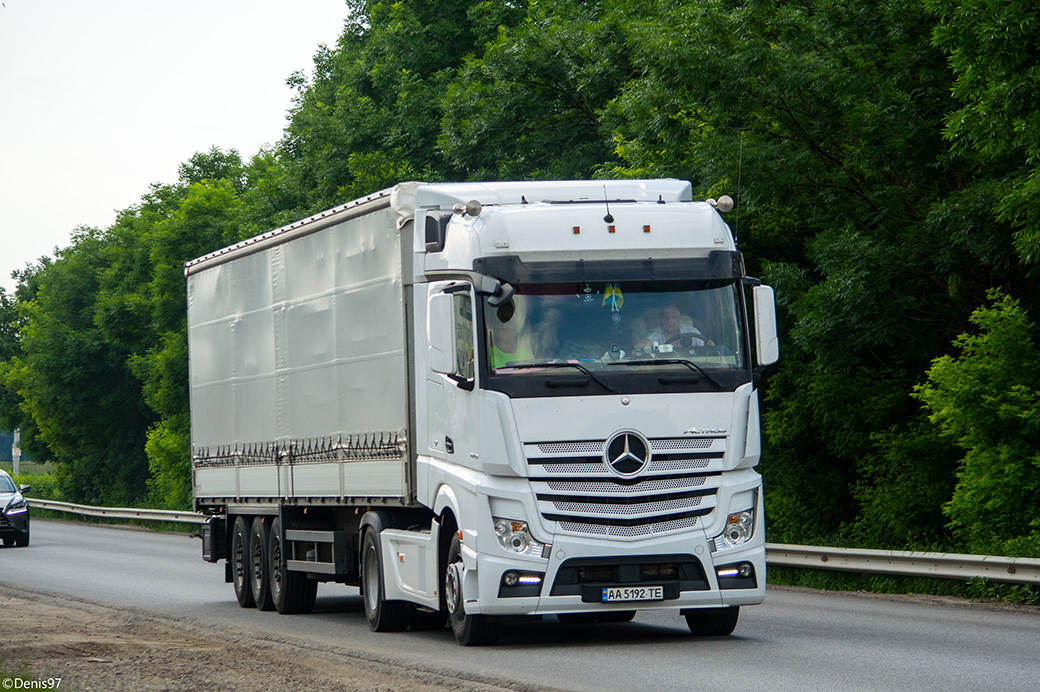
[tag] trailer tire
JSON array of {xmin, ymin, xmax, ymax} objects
[
  {"xmin": 361, "ymin": 529, "xmax": 411, "ymax": 632},
  {"xmin": 231, "ymin": 516, "xmax": 255, "ymax": 608},
  {"xmin": 250, "ymin": 517, "xmax": 275, "ymax": 611},
  {"xmin": 684, "ymin": 606, "xmax": 739, "ymax": 636},
  {"xmin": 269, "ymin": 517, "xmax": 317, "ymax": 615},
  {"xmin": 446, "ymin": 533, "xmax": 499, "ymax": 646}
]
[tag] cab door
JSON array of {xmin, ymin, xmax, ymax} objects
[{"xmin": 426, "ymin": 282, "xmax": 482, "ymax": 471}]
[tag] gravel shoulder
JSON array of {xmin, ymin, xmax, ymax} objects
[
  {"xmin": 3, "ymin": 578, "xmax": 1035, "ymax": 691},
  {"xmin": 0, "ymin": 585, "xmax": 555, "ymax": 692}
]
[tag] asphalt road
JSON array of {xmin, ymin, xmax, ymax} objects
[{"xmin": 2, "ymin": 518, "xmax": 1039, "ymax": 692}]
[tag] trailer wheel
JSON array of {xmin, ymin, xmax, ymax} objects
[
  {"xmin": 684, "ymin": 606, "xmax": 739, "ymax": 636},
  {"xmin": 231, "ymin": 516, "xmax": 255, "ymax": 608},
  {"xmin": 361, "ymin": 528, "xmax": 411, "ymax": 631},
  {"xmin": 250, "ymin": 517, "xmax": 275, "ymax": 611},
  {"xmin": 445, "ymin": 533, "xmax": 499, "ymax": 646},
  {"xmin": 269, "ymin": 517, "xmax": 317, "ymax": 614}
]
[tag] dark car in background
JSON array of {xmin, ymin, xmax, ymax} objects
[{"xmin": 0, "ymin": 469, "xmax": 30, "ymax": 547}]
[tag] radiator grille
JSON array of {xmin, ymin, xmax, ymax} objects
[{"xmin": 527, "ymin": 436, "xmax": 725, "ymax": 540}]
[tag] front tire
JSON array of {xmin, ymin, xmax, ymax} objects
[
  {"xmin": 361, "ymin": 528, "xmax": 411, "ymax": 632},
  {"xmin": 231, "ymin": 516, "xmax": 255, "ymax": 608},
  {"xmin": 684, "ymin": 606, "xmax": 739, "ymax": 636},
  {"xmin": 250, "ymin": 517, "xmax": 275, "ymax": 611},
  {"xmin": 445, "ymin": 533, "xmax": 499, "ymax": 646},
  {"xmin": 268, "ymin": 517, "xmax": 317, "ymax": 614}
]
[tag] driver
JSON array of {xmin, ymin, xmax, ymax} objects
[{"xmin": 634, "ymin": 304, "xmax": 711, "ymax": 351}]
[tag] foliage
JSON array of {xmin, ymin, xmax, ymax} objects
[
  {"xmin": 440, "ymin": 0, "xmax": 629, "ymax": 179},
  {"xmin": 12, "ymin": 471, "xmax": 60, "ymax": 501},
  {"xmin": 1, "ymin": 229, "xmax": 153, "ymax": 505},
  {"xmin": 928, "ymin": 0, "xmax": 1040, "ymax": 264},
  {"xmin": 915, "ymin": 291, "xmax": 1040, "ymax": 555}
]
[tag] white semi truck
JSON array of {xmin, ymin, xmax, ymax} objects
[{"xmin": 188, "ymin": 180, "xmax": 778, "ymax": 645}]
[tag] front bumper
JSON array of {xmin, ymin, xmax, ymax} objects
[
  {"xmin": 0, "ymin": 508, "xmax": 30, "ymax": 538},
  {"xmin": 465, "ymin": 530, "xmax": 765, "ymax": 616}
]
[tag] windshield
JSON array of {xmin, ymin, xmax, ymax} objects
[
  {"xmin": 482, "ymin": 279, "xmax": 748, "ymax": 393},
  {"xmin": 0, "ymin": 475, "xmax": 16, "ymax": 493}
]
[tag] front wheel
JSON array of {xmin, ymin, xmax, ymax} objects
[
  {"xmin": 445, "ymin": 533, "xmax": 499, "ymax": 646},
  {"xmin": 361, "ymin": 528, "xmax": 411, "ymax": 632},
  {"xmin": 684, "ymin": 606, "xmax": 739, "ymax": 636}
]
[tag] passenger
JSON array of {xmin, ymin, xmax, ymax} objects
[{"xmin": 489, "ymin": 312, "xmax": 533, "ymax": 368}]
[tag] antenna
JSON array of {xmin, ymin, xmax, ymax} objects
[
  {"xmin": 735, "ymin": 134, "xmax": 743, "ymax": 244},
  {"xmin": 602, "ymin": 186, "xmax": 614, "ymax": 224}
]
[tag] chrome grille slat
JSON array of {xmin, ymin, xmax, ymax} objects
[
  {"xmin": 546, "ymin": 495, "xmax": 707, "ymax": 516},
  {"xmin": 545, "ymin": 476, "xmax": 708, "ymax": 494},
  {"xmin": 559, "ymin": 516, "xmax": 702, "ymax": 537}
]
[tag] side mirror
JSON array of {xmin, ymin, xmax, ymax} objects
[
  {"xmin": 425, "ymin": 212, "xmax": 451, "ymax": 253},
  {"xmin": 19, "ymin": 485, "xmax": 31, "ymax": 494},
  {"xmin": 428, "ymin": 292, "xmax": 454, "ymax": 375},
  {"xmin": 753, "ymin": 285, "xmax": 779, "ymax": 367}
]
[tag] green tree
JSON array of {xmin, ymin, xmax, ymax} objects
[
  {"xmin": 2, "ymin": 230, "xmax": 153, "ymax": 504},
  {"xmin": 439, "ymin": 0, "xmax": 629, "ymax": 179},
  {"xmin": 915, "ymin": 290, "xmax": 1040, "ymax": 555},
  {"xmin": 283, "ymin": 0, "xmax": 525, "ymax": 206},
  {"xmin": 928, "ymin": 0, "xmax": 1040, "ymax": 264}
]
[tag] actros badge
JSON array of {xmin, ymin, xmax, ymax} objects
[{"xmin": 604, "ymin": 430, "xmax": 651, "ymax": 477}]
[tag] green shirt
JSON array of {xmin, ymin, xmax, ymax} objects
[{"xmin": 491, "ymin": 344, "xmax": 534, "ymax": 368}]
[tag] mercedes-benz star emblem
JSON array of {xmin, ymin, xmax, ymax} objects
[{"xmin": 604, "ymin": 431, "xmax": 651, "ymax": 477}]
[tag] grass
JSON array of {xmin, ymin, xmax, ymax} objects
[{"xmin": 0, "ymin": 460, "xmax": 54, "ymax": 476}]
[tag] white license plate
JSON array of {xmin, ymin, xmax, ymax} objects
[{"xmin": 601, "ymin": 586, "xmax": 664, "ymax": 602}]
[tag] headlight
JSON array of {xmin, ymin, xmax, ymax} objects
[
  {"xmin": 493, "ymin": 517, "xmax": 547, "ymax": 558},
  {"xmin": 712, "ymin": 509, "xmax": 754, "ymax": 551},
  {"xmin": 6, "ymin": 497, "xmax": 29, "ymax": 514}
]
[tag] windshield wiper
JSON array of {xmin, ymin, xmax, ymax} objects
[
  {"xmin": 498, "ymin": 362, "xmax": 619, "ymax": 393},
  {"xmin": 609, "ymin": 358, "xmax": 724, "ymax": 389}
]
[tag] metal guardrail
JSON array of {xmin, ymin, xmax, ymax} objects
[
  {"xmin": 766, "ymin": 542, "xmax": 1040, "ymax": 586},
  {"xmin": 28, "ymin": 499, "xmax": 1040, "ymax": 584},
  {"xmin": 29, "ymin": 498, "xmax": 204, "ymax": 525}
]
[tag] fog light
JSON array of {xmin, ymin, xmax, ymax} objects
[
  {"xmin": 498, "ymin": 570, "xmax": 545, "ymax": 597},
  {"xmin": 716, "ymin": 561, "xmax": 757, "ymax": 589}
]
